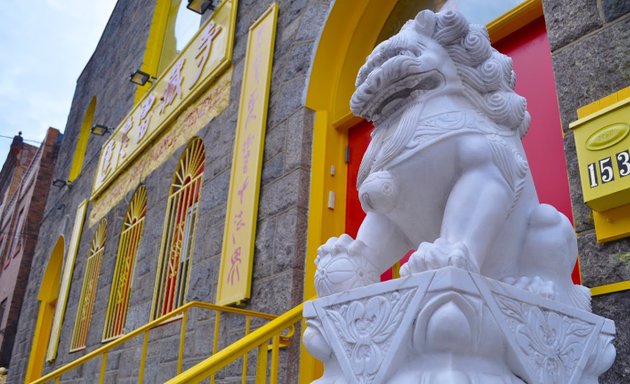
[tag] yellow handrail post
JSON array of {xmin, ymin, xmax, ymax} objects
[
  {"xmin": 255, "ymin": 342, "xmax": 268, "ymax": 384},
  {"xmin": 270, "ymin": 335, "xmax": 280, "ymax": 384},
  {"xmin": 242, "ymin": 316, "xmax": 251, "ymax": 384},
  {"xmin": 99, "ymin": 352, "xmax": 108, "ymax": 384},
  {"xmin": 177, "ymin": 310, "xmax": 188, "ymax": 374},
  {"xmin": 210, "ymin": 311, "xmax": 221, "ymax": 384},
  {"xmin": 138, "ymin": 330, "xmax": 150, "ymax": 383}
]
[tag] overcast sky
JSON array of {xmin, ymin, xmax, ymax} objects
[{"xmin": 0, "ymin": 0, "xmax": 118, "ymax": 164}]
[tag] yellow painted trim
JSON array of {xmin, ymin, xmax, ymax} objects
[
  {"xmin": 216, "ymin": 2, "xmax": 278, "ymax": 306},
  {"xmin": 68, "ymin": 97, "xmax": 96, "ymax": 182},
  {"xmin": 304, "ymin": 0, "xmax": 396, "ymax": 298},
  {"xmin": 590, "ymin": 280, "xmax": 630, "ymax": 296},
  {"xmin": 593, "ymin": 204, "xmax": 630, "ymax": 243},
  {"xmin": 577, "ymin": 86, "xmax": 630, "ymax": 119},
  {"xmin": 571, "ymin": 96, "xmax": 630, "ymax": 130},
  {"xmin": 133, "ymin": 0, "xmax": 171, "ymax": 104},
  {"xmin": 486, "ymin": 0, "xmax": 543, "ymax": 43},
  {"xmin": 47, "ymin": 200, "xmax": 88, "ymax": 362},
  {"xmin": 302, "ymin": 2, "xmax": 398, "ymax": 382},
  {"xmin": 25, "ymin": 237, "xmax": 65, "ymax": 383}
]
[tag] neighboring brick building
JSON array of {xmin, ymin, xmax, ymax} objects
[
  {"xmin": 0, "ymin": 129, "xmax": 61, "ymax": 368},
  {"xmin": 7, "ymin": 0, "xmax": 630, "ymax": 383}
]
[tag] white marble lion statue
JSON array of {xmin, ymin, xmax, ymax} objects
[{"xmin": 314, "ymin": 9, "xmax": 590, "ymax": 310}]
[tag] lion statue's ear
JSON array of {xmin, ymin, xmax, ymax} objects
[{"xmin": 414, "ymin": 10, "xmax": 436, "ymax": 36}]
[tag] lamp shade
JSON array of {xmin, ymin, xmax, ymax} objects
[
  {"xmin": 187, "ymin": 0, "xmax": 214, "ymax": 14},
  {"xmin": 129, "ymin": 70, "xmax": 154, "ymax": 86}
]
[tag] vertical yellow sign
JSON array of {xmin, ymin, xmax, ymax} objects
[
  {"xmin": 217, "ymin": 3, "xmax": 278, "ymax": 306},
  {"xmin": 47, "ymin": 199, "xmax": 88, "ymax": 361}
]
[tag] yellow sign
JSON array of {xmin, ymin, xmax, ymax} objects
[
  {"xmin": 217, "ymin": 3, "xmax": 278, "ymax": 306},
  {"xmin": 91, "ymin": 0, "xmax": 238, "ymax": 199},
  {"xmin": 570, "ymin": 96, "xmax": 630, "ymax": 211},
  {"xmin": 88, "ymin": 69, "xmax": 231, "ymax": 227},
  {"xmin": 47, "ymin": 199, "xmax": 88, "ymax": 362}
]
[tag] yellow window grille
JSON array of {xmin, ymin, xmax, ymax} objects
[
  {"xmin": 102, "ymin": 186, "xmax": 147, "ymax": 341},
  {"xmin": 70, "ymin": 219, "xmax": 107, "ymax": 351},
  {"xmin": 152, "ymin": 138, "xmax": 205, "ymax": 319}
]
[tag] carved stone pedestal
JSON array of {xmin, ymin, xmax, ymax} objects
[{"xmin": 303, "ymin": 267, "xmax": 615, "ymax": 384}]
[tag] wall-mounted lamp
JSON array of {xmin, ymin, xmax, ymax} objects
[
  {"xmin": 129, "ymin": 70, "xmax": 156, "ymax": 86},
  {"xmin": 52, "ymin": 179, "xmax": 71, "ymax": 189},
  {"xmin": 187, "ymin": 0, "xmax": 214, "ymax": 14},
  {"xmin": 90, "ymin": 124, "xmax": 111, "ymax": 136}
]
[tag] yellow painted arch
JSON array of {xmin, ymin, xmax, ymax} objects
[
  {"xmin": 25, "ymin": 236, "xmax": 65, "ymax": 383},
  {"xmin": 68, "ymin": 97, "xmax": 96, "ymax": 182},
  {"xmin": 301, "ymin": 2, "xmax": 399, "ymax": 381}
]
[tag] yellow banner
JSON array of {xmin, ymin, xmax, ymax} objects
[
  {"xmin": 47, "ymin": 199, "xmax": 88, "ymax": 361},
  {"xmin": 91, "ymin": 0, "xmax": 237, "ymax": 199},
  {"xmin": 89, "ymin": 69, "xmax": 231, "ymax": 227},
  {"xmin": 217, "ymin": 3, "xmax": 278, "ymax": 306}
]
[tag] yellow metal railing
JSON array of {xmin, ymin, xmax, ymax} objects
[
  {"xmin": 30, "ymin": 301, "xmax": 278, "ymax": 384},
  {"xmin": 167, "ymin": 302, "xmax": 303, "ymax": 384}
]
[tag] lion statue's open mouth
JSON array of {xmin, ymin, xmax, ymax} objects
[{"xmin": 351, "ymin": 39, "xmax": 446, "ymax": 123}]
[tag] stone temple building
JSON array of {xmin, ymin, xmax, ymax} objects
[{"xmin": 7, "ymin": 0, "xmax": 630, "ymax": 383}]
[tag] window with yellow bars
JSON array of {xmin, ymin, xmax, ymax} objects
[
  {"xmin": 70, "ymin": 219, "xmax": 107, "ymax": 352},
  {"xmin": 152, "ymin": 138, "xmax": 205, "ymax": 319},
  {"xmin": 102, "ymin": 186, "xmax": 147, "ymax": 341}
]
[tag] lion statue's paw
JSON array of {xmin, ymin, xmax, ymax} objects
[
  {"xmin": 400, "ymin": 238, "xmax": 478, "ymax": 276},
  {"xmin": 502, "ymin": 275, "xmax": 556, "ymax": 301},
  {"xmin": 314, "ymin": 234, "xmax": 380, "ymax": 297}
]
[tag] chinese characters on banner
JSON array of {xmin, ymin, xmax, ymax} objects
[
  {"xmin": 92, "ymin": 0, "xmax": 236, "ymax": 199},
  {"xmin": 217, "ymin": 3, "xmax": 278, "ymax": 306}
]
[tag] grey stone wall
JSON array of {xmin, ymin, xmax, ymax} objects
[
  {"xmin": 542, "ymin": 0, "xmax": 630, "ymax": 381},
  {"xmin": 9, "ymin": 0, "xmax": 331, "ymax": 382}
]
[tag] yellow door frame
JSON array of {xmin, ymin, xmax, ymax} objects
[
  {"xmin": 303, "ymin": 0, "xmax": 398, "ymax": 301},
  {"xmin": 301, "ymin": 1, "xmax": 398, "ymax": 381},
  {"xmin": 25, "ymin": 237, "xmax": 65, "ymax": 383}
]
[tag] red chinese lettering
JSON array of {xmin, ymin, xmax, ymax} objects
[
  {"xmin": 241, "ymin": 134, "xmax": 254, "ymax": 174},
  {"xmin": 189, "ymin": 21, "xmax": 222, "ymax": 89},
  {"xmin": 234, "ymin": 210, "xmax": 245, "ymax": 231},
  {"xmin": 139, "ymin": 92, "xmax": 156, "ymax": 119},
  {"xmin": 245, "ymin": 91, "xmax": 257, "ymax": 126},
  {"xmin": 100, "ymin": 141, "xmax": 115, "ymax": 181},
  {"xmin": 227, "ymin": 246, "xmax": 241, "ymax": 285},
  {"xmin": 119, "ymin": 117, "xmax": 133, "ymax": 160},
  {"xmin": 159, "ymin": 58, "xmax": 185, "ymax": 114},
  {"xmin": 137, "ymin": 116, "xmax": 150, "ymax": 143},
  {"xmin": 237, "ymin": 176, "xmax": 249, "ymax": 204},
  {"xmin": 137, "ymin": 93, "xmax": 156, "ymax": 142}
]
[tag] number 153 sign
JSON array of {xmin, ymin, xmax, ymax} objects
[{"xmin": 571, "ymin": 97, "xmax": 630, "ymax": 212}]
